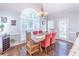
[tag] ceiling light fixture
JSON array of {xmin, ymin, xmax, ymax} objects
[{"xmin": 38, "ymin": 4, "xmax": 47, "ymax": 17}]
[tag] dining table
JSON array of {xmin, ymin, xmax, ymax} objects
[{"xmin": 32, "ymin": 33, "xmax": 45, "ymax": 53}]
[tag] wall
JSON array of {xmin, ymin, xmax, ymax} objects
[
  {"xmin": 0, "ymin": 11, "xmax": 20, "ymax": 33},
  {"xmin": 47, "ymin": 10, "xmax": 79, "ymax": 43},
  {"xmin": 0, "ymin": 11, "xmax": 20, "ymax": 42}
]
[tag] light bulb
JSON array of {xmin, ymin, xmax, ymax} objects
[
  {"xmin": 44, "ymin": 12, "xmax": 47, "ymax": 16},
  {"xmin": 38, "ymin": 11, "xmax": 47, "ymax": 17}
]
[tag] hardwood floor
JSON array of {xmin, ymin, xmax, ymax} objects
[{"xmin": 0, "ymin": 39, "xmax": 73, "ymax": 56}]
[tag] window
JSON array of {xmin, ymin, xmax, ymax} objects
[
  {"xmin": 20, "ymin": 8, "xmax": 40, "ymax": 41},
  {"xmin": 48, "ymin": 20, "xmax": 54, "ymax": 32},
  {"xmin": 58, "ymin": 18, "xmax": 69, "ymax": 40}
]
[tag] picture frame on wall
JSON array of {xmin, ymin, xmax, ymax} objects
[
  {"xmin": 1, "ymin": 17, "xmax": 7, "ymax": 23},
  {"xmin": 11, "ymin": 20, "xmax": 16, "ymax": 26}
]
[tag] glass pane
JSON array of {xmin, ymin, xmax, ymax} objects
[
  {"xmin": 48, "ymin": 20, "xmax": 54, "ymax": 32},
  {"xmin": 59, "ymin": 19, "xmax": 68, "ymax": 39},
  {"xmin": 20, "ymin": 8, "xmax": 39, "ymax": 41}
]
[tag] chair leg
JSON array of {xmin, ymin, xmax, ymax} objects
[
  {"xmin": 50, "ymin": 43, "xmax": 55, "ymax": 49},
  {"xmin": 53, "ymin": 43, "xmax": 55, "ymax": 47},
  {"xmin": 30, "ymin": 53, "xmax": 32, "ymax": 56},
  {"xmin": 29, "ymin": 48, "xmax": 32, "ymax": 56},
  {"xmin": 50, "ymin": 44, "xmax": 52, "ymax": 50},
  {"xmin": 45, "ymin": 47, "xmax": 47, "ymax": 54}
]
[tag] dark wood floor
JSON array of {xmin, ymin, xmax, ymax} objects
[{"xmin": 0, "ymin": 39, "xmax": 73, "ymax": 56}]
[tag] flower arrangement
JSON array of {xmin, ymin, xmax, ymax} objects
[
  {"xmin": 0, "ymin": 23, "xmax": 4, "ymax": 32},
  {"xmin": 10, "ymin": 38, "xmax": 16, "ymax": 43}
]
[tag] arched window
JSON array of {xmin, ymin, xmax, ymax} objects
[{"xmin": 20, "ymin": 8, "xmax": 40, "ymax": 41}]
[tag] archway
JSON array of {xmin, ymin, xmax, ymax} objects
[{"xmin": 20, "ymin": 8, "xmax": 40, "ymax": 41}]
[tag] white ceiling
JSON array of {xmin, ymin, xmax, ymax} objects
[
  {"xmin": 0, "ymin": 3, "xmax": 41, "ymax": 13},
  {"xmin": 0, "ymin": 3, "xmax": 79, "ymax": 14},
  {"xmin": 43, "ymin": 3, "xmax": 79, "ymax": 14}
]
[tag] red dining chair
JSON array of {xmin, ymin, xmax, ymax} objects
[
  {"xmin": 39, "ymin": 30, "xmax": 43, "ymax": 34},
  {"xmin": 50, "ymin": 32, "xmax": 56, "ymax": 46},
  {"xmin": 33, "ymin": 31, "xmax": 39, "ymax": 35},
  {"xmin": 40, "ymin": 34, "xmax": 51, "ymax": 54}
]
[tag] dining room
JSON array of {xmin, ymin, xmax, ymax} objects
[{"xmin": 1, "ymin": 3, "xmax": 79, "ymax": 56}]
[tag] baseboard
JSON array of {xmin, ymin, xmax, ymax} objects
[
  {"xmin": 66, "ymin": 40, "xmax": 74, "ymax": 43},
  {"xmin": 56, "ymin": 39, "xmax": 74, "ymax": 44}
]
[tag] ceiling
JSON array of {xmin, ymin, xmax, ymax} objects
[
  {"xmin": 43, "ymin": 3, "xmax": 79, "ymax": 14},
  {"xmin": 0, "ymin": 3, "xmax": 41, "ymax": 13},
  {"xmin": 0, "ymin": 3, "xmax": 79, "ymax": 15}
]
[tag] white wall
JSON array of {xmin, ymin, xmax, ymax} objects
[
  {"xmin": 0, "ymin": 11, "xmax": 20, "ymax": 34},
  {"xmin": 69, "ymin": 11, "xmax": 79, "ymax": 32},
  {"xmin": 0, "ymin": 11, "xmax": 20, "ymax": 33},
  {"xmin": 0, "ymin": 11, "xmax": 20, "ymax": 42},
  {"xmin": 47, "ymin": 10, "xmax": 79, "ymax": 43}
]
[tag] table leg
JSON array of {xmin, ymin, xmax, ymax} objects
[{"xmin": 39, "ymin": 43, "xmax": 42, "ymax": 53}]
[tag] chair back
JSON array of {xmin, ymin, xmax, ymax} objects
[
  {"xmin": 39, "ymin": 30, "xmax": 42, "ymax": 34},
  {"xmin": 52, "ymin": 32, "xmax": 56, "ymax": 38},
  {"xmin": 33, "ymin": 31, "xmax": 39, "ymax": 35},
  {"xmin": 45, "ymin": 34, "xmax": 51, "ymax": 47},
  {"xmin": 51, "ymin": 32, "xmax": 56, "ymax": 44}
]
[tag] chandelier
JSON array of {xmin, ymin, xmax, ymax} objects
[{"xmin": 38, "ymin": 4, "xmax": 47, "ymax": 17}]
